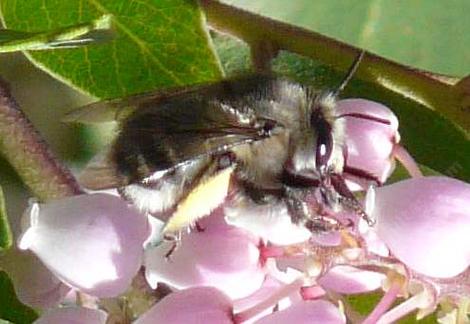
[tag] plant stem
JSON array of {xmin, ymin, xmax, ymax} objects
[
  {"xmin": 0, "ymin": 15, "xmax": 113, "ymax": 53},
  {"xmin": 200, "ymin": 0, "xmax": 469, "ymax": 132},
  {"xmin": 363, "ymin": 281, "xmax": 401, "ymax": 324},
  {"xmin": 376, "ymin": 291, "xmax": 430, "ymax": 324},
  {"xmin": 0, "ymin": 78, "xmax": 82, "ymax": 200},
  {"xmin": 393, "ymin": 145, "xmax": 423, "ymax": 178}
]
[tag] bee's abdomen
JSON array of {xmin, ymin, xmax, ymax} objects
[{"xmin": 112, "ymin": 104, "xmax": 179, "ymax": 184}]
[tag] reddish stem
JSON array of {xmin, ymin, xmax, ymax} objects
[
  {"xmin": 0, "ymin": 78, "xmax": 82, "ymax": 200},
  {"xmin": 363, "ymin": 282, "xmax": 401, "ymax": 324},
  {"xmin": 376, "ymin": 292, "xmax": 429, "ymax": 324},
  {"xmin": 393, "ymin": 144, "xmax": 423, "ymax": 178}
]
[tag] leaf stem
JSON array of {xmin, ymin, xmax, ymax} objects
[
  {"xmin": 200, "ymin": 0, "xmax": 469, "ymax": 132},
  {"xmin": 0, "ymin": 15, "xmax": 113, "ymax": 53},
  {"xmin": 0, "ymin": 78, "xmax": 82, "ymax": 200}
]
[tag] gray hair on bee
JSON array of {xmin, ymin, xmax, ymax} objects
[{"xmin": 67, "ymin": 50, "xmax": 373, "ymax": 239}]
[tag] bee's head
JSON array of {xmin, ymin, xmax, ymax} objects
[
  {"xmin": 310, "ymin": 91, "xmax": 338, "ymax": 174},
  {"xmin": 284, "ymin": 90, "xmax": 344, "ymax": 187},
  {"xmin": 308, "ymin": 50, "xmax": 365, "ymax": 175}
]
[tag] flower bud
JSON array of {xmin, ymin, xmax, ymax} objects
[
  {"xmin": 144, "ymin": 210, "xmax": 266, "ymax": 300},
  {"xmin": 318, "ymin": 265, "xmax": 385, "ymax": 294},
  {"xmin": 135, "ymin": 287, "xmax": 234, "ymax": 324},
  {"xmin": 371, "ymin": 177, "xmax": 470, "ymax": 278},
  {"xmin": 18, "ymin": 193, "xmax": 149, "ymax": 297},
  {"xmin": 336, "ymin": 99, "xmax": 400, "ymax": 189}
]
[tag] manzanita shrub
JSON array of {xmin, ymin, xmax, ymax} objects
[{"xmin": 0, "ymin": 1, "xmax": 469, "ymax": 323}]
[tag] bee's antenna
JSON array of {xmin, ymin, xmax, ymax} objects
[{"xmin": 333, "ymin": 50, "xmax": 366, "ymax": 97}]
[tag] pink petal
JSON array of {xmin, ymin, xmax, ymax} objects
[
  {"xmin": 35, "ymin": 307, "xmax": 107, "ymax": 324},
  {"xmin": 319, "ymin": 265, "xmax": 385, "ymax": 294},
  {"xmin": 135, "ymin": 287, "xmax": 234, "ymax": 324},
  {"xmin": 18, "ymin": 193, "xmax": 149, "ymax": 297},
  {"xmin": 337, "ymin": 99, "xmax": 399, "ymax": 187},
  {"xmin": 224, "ymin": 199, "xmax": 311, "ymax": 245},
  {"xmin": 145, "ymin": 212, "xmax": 265, "ymax": 300},
  {"xmin": 372, "ymin": 177, "xmax": 470, "ymax": 278},
  {"xmin": 254, "ymin": 300, "xmax": 346, "ymax": 324},
  {"xmin": 233, "ymin": 276, "xmax": 283, "ymax": 323}
]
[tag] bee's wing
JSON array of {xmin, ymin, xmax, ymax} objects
[
  {"xmin": 77, "ymin": 75, "xmax": 283, "ymax": 189},
  {"xmin": 63, "ymin": 77, "xmax": 255, "ymax": 124},
  {"xmin": 62, "ymin": 87, "xmax": 198, "ymax": 124},
  {"xmin": 78, "ymin": 120, "xmax": 271, "ymax": 191},
  {"xmin": 113, "ymin": 94, "xmax": 284, "ymax": 185},
  {"xmin": 62, "ymin": 98, "xmax": 137, "ymax": 123}
]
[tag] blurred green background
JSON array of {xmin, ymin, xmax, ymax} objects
[{"xmin": 226, "ymin": 0, "xmax": 470, "ymax": 76}]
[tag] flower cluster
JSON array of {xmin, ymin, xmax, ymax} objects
[{"xmin": 5, "ymin": 99, "xmax": 469, "ymax": 323}]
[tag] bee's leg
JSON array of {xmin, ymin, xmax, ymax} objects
[
  {"xmin": 283, "ymin": 186, "xmax": 346, "ymax": 233},
  {"xmin": 163, "ymin": 231, "xmax": 182, "ymax": 261},
  {"xmin": 329, "ymin": 173, "xmax": 375, "ymax": 226}
]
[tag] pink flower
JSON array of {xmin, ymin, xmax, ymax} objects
[
  {"xmin": 371, "ymin": 176, "xmax": 470, "ymax": 278},
  {"xmin": 144, "ymin": 210, "xmax": 266, "ymax": 300},
  {"xmin": 135, "ymin": 287, "xmax": 234, "ymax": 324},
  {"xmin": 233, "ymin": 276, "xmax": 286, "ymax": 323},
  {"xmin": 224, "ymin": 197, "xmax": 311, "ymax": 246},
  {"xmin": 336, "ymin": 99, "xmax": 400, "ymax": 188},
  {"xmin": 318, "ymin": 265, "xmax": 385, "ymax": 294},
  {"xmin": 18, "ymin": 193, "xmax": 149, "ymax": 297}
]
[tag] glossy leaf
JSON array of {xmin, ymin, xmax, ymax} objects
[
  {"xmin": 0, "ymin": 271, "xmax": 38, "ymax": 324},
  {"xmin": 0, "ymin": 0, "xmax": 222, "ymax": 99}
]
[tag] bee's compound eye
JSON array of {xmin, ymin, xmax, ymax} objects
[{"xmin": 312, "ymin": 117, "xmax": 333, "ymax": 169}]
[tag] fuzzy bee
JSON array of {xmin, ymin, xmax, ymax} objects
[{"xmin": 66, "ymin": 52, "xmax": 372, "ymax": 238}]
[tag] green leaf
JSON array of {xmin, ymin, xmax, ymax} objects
[
  {"xmin": 0, "ymin": 15, "xmax": 113, "ymax": 53},
  {"xmin": 213, "ymin": 35, "xmax": 470, "ymax": 181},
  {"xmin": 0, "ymin": 271, "xmax": 38, "ymax": 324},
  {"xmin": 346, "ymin": 293, "xmax": 437, "ymax": 323},
  {"xmin": 0, "ymin": 187, "xmax": 12, "ymax": 253},
  {"xmin": 0, "ymin": 0, "xmax": 222, "ymax": 99},
  {"xmin": 227, "ymin": 0, "xmax": 470, "ymax": 77}
]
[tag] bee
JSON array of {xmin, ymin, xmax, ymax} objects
[{"xmin": 66, "ymin": 51, "xmax": 373, "ymax": 239}]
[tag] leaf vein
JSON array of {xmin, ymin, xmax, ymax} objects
[{"xmin": 87, "ymin": 0, "xmax": 184, "ymax": 85}]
